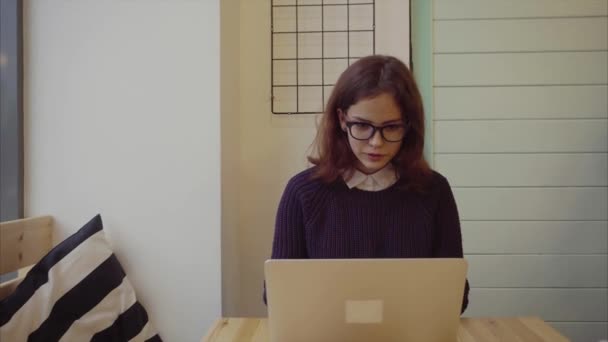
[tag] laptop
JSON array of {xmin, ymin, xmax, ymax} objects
[{"xmin": 264, "ymin": 258, "xmax": 467, "ymax": 342}]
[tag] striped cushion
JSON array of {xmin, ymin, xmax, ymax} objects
[{"xmin": 0, "ymin": 215, "xmax": 162, "ymax": 341}]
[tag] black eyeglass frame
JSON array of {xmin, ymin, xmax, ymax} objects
[{"xmin": 344, "ymin": 121, "xmax": 409, "ymax": 142}]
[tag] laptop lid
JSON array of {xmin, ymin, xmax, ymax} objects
[{"xmin": 264, "ymin": 258, "xmax": 467, "ymax": 342}]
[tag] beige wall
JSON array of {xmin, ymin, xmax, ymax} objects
[
  {"xmin": 220, "ymin": 0, "xmax": 242, "ymax": 317},
  {"xmin": 221, "ymin": 0, "xmax": 320, "ymax": 317},
  {"xmin": 221, "ymin": 0, "xmax": 410, "ymax": 316},
  {"xmin": 236, "ymin": 0, "xmax": 319, "ymax": 316}
]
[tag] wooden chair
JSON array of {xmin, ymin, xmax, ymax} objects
[{"xmin": 0, "ymin": 216, "xmax": 53, "ymax": 300}]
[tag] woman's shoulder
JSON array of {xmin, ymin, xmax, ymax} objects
[
  {"xmin": 430, "ymin": 169, "xmax": 451, "ymax": 188},
  {"xmin": 427, "ymin": 169, "xmax": 455, "ymax": 200},
  {"xmin": 407, "ymin": 169, "xmax": 452, "ymax": 198},
  {"xmin": 284, "ymin": 166, "xmax": 327, "ymax": 195},
  {"xmin": 289, "ymin": 166, "xmax": 317, "ymax": 182}
]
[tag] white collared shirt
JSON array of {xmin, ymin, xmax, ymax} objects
[{"xmin": 344, "ymin": 164, "xmax": 399, "ymax": 191}]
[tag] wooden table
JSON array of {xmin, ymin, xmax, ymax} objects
[{"xmin": 203, "ymin": 317, "xmax": 570, "ymax": 342}]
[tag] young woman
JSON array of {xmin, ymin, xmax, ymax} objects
[{"xmin": 268, "ymin": 55, "xmax": 469, "ymax": 312}]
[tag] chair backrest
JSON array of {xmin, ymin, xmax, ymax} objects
[{"xmin": 0, "ymin": 216, "xmax": 53, "ymax": 300}]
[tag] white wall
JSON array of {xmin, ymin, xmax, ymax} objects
[
  {"xmin": 223, "ymin": 0, "xmax": 410, "ymax": 316},
  {"xmin": 432, "ymin": 1, "xmax": 608, "ymax": 341},
  {"xmin": 23, "ymin": 1, "xmax": 221, "ymax": 341}
]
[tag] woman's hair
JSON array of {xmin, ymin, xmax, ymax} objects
[{"xmin": 308, "ymin": 55, "xmax": 432, "ymax": 192}]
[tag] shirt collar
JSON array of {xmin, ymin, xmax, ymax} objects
[{"xmin": 344, "ymin": 164, "xmax": 399, "ymax": 191}]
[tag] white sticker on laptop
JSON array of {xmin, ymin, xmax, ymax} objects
[{"xmin": 345, "ymin": 300, "xmax": 383, "ymax": 324}]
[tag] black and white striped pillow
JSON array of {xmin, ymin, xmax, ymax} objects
[{"xmin": 0, "ymin": 215, "xmax": 162, "ymax": 341}]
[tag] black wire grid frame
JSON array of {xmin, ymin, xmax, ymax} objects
[{"xmin": 271, "ymin": 0, "xmax": 376, "ymax": 114}]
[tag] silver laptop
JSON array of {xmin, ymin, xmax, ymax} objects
[{"xmin": 264, "ymin": 258, "xmax": 468, "ymax": 342}]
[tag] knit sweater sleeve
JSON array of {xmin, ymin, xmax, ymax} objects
[
  {"xmin": 264, "ymin": 176, "xmax": 309, "ymax": 305},
  {"xmin": 433, "ymin": 173, "xmax": 470, "ymax": 314},
  {"xmin": 271, "ymin": 177, "xmax": 308, "ymax": 259}
]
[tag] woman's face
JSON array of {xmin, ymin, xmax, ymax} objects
[{"xmin": 339, "ymin": 93, "xmax": 405, "ymax": 174}]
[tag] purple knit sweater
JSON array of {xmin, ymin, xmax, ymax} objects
[{"xmin": 268, "ymin": 167, "xmax": 470, "ymax": 313}]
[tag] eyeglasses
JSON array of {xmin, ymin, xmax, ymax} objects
[{"xmin": 345, "ymin": 121, "xmax": 408, "ymax": 142}]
